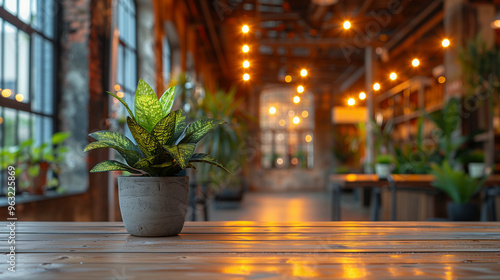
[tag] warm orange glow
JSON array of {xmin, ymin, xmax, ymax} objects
[
  {"xmin": 305, "ymin": 135, "xmax": 312, "ymax": 142},
  {"xmin": 442, "ymin": 38, "xmax": 450, "ymax": 48},
  {"xmin": 269, "ymin": 106, "xmax": 276, "ymax": 115},
  {"xmin": 1, "ymin": 89, "xmax": 11, "ymax": 98},
  {"xmin": 293, "ymin": 96, "xmax": 300, "ymax": 104},
  {"xmin": 285, "ymin": 75, "xmax": 292, "ymax": 83},
  {"xmin": 412, "ymin": 58, "xmax": 420, "ymax": 67},
  {"xmin": 293, "ymin": 116, "xmax": 300, "ymax": 124},
  {"xmin": 492, "ymin": 20, "xmax": 500, "ymax": 29},
  {"xmin": 347, "ymin": 98, "xmax": 355, "ymax": 106},
  {"xmin": 373, "ymin": 83, "xmax": 381, "ymax": 91},
  {"xmin": 279, "ymin": 119, "xmax": 286, "ymax": 126},
  {"xmin": 287, "ymin": 260, "xmax": 319, "ymax": 278},
  {"xmin": 343, "ymin": 264, "xmax": 367, "ymax": 279},
  {"xmin": 0, "ymin": 117, "xmax": 3, "ymax": 125},
  {"xmin": 291, "ymin": 158, "xmax": 298, "ymax": 165},
  {"xmin": 15, "ymin": 94, "xmax": 24, "ymax": 102},
  {"xmin": 343, "ymin": 21, "xmax": 351, "ymax": 30},
  {"xmin": 390, "ymin": 72, "xmax": 397, "ymax": 80},
  {"xmin": 242, "ymin": 45, "xmax": 249, "ymax": 53},
  {"xmin": 116, "ymin": 91, "xmax": 125, "ymax": 98},
  {"xmin": 114, "ymin": 84, "xmax": 121, "ymax": 91},
  {"xmin": 288, "ymin": 110, "xmax": 295, "ymax": 117},
  {"xmin": 359, "ymin": 92, "xmax": 366, "ymax": 100},
  {"xmin": 243, "ymin": 60, "xmax": 250, "ymax": 68},
  {"xmin": 242, "ymin": 25, "xmax": 249, "ymax": 33},
  {"xmin": 302, "ymin": 111, "xmax": 309, "ymax": 118},
  {"xmin": 438, "ymin": 76, "xmax": 446, "ymax": 84},
  {"xmin": 297, "ymin": 85, "xmax": 304, "ymax": 93},
  {"xmin": 243, "ymin": 73, "xmax": 250, "ymax": 81},
  {"xmin": 277, "ymin": 158, "xmax": 284, "ymax": 165},
  {"xmin": 300, "ymin": 69, "xmax": 307, "ymax": 77}
]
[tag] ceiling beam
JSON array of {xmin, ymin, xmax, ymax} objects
[
  {"xmin": 257, "ymin": 54, "xmax": 364, "ymax": 66},
  {"xmin": 384, "ymin": 0, "xmax": 443, "ymax": 51},
  {"xmin": 259, "ymin": 37, "xmax": 376, "ymax": 47},
  {"xmin": 199, "ymin": 0, "xmax": 228, "ymax": 77}
]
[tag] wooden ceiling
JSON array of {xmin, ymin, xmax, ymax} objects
[{"xmin": 193, "ymin": 0, "xmax": 444, "ymax": 89}]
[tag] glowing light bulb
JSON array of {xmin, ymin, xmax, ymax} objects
[
  {"xmin": 293, "ymin": 116, "xmax": 300, "ymax": 124},
  {"xmin": 297, "ymin": 85, "xmax": 304, "ymax": 93},
  {"xmin": 243, "ymin": 60, "xmax": 250, "ymax": 68},
  {"xmin": 412, "ymin": 58, "xmax": 420, "ymax": 67},
  {"xmin": 302, "ymin": 111, "xmax": 309, "ymax": 118},
  {"xmin": 1, "ymin": 89, "xmax": 11, "ymax": 98},
  {"xmin": 348, "ymin": 98, "xmax": 355, "ymax": 106},
  {"xmin": 269, "ymin": 106, "xmax": 277, "ymax": 115},
  {"xmin": 242, "ymin": 25, "xmax": 249, "ymax": 33},
  {"xmin": 300, "ymin": 69, "xmax": 307, "ymax": 77},
  {"xmin": 442, "ymin": 38, "xmax": 450, "ymax": 48},
  {"xmin": 15, "ymin": 94, "xmax": 24, "ymax": 102},
  {"xmin": 243, "ymin": 73, "xmax": 250, "ymax": 81},
  {"xmin": 279, "ymin": 119, "xmax": 286, "ymax": 126},
  {"xmin": 285, "ymin": 75, "xmax": 292, "ymax": 83},
  {"xmin": 390, "ymin": 72, "xmax": 397, "ymax": 80},
  {"xmin": 373, "ymin": 83, "xmax": 381, "ymax": 91},
  {"xmin": 438, "ymin": 76, "xmax": 446, "ymax": 84},
  {"xmin": 114, "ymin": 84, "xmax": 121, "ymax": 91},
  {"xmin": 343, "ymin": 21, "xmax": 351, "ymax": 30},
  {"xmin": 359, "ymin": 92, "xmax": 366, "ymax": 100},
  {"xmin": 293, "ymin": 96, "xmax": 300, "ymax": 104},
  {"xmin": 305, "ymin": 135, "xmax": 312, "ymax": 142},
  {"xmin": 117, "ymin": 91, "xmax": 125, "ymax": 98},
  {"xmin": 242, "ymin": 45, "xmax": 249, "ymax": 53}
]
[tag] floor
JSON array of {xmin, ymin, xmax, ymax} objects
[{"xmin": 199, "ymin": 191, "xmax": 370, "ymax": 222}]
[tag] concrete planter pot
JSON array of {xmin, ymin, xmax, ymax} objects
[
  {"xmin": 468, "ymin": 163, "xmax": 485, "ymax": 178},
  {"xmin": 118, "ymin": 176, "xmax": 189, "ymax": 237},
  {"xmin": 375, "ymin": 163, "xmax": 392, "ymax": 179}
]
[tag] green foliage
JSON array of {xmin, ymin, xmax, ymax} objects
[
  {"xmin": 430, "ymin": 161, "xmax": 486, "ymax": 204},
  {"xmin": 84, "ymin": 79, "xmax": 229, "ymax": 177},
  {"xmin": 370, "ymin": 119, "xmax": 394, "ymax": 155},
  {"xmin": 375, "ymin": 154, "xmax": 394, "ymax": 164},
  {"xmin": 463, "ymin": 150, "xmax": 485, "ymax": 164}
]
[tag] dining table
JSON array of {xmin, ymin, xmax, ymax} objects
[{"xmin": 1, "ymin": 221, "xmax": 500, "ymax": 279}]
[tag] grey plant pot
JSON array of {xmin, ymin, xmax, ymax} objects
[{"xmin": 118, "ymin": 176, "xmax": 189, "ymax": 237}]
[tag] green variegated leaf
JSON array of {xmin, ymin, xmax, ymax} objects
[
  {"xmin": 159, "ymin": 86, "xmax": 175, "ymax": 117},
  {"xmin": 84, "ymin": 141, "xmax": 141, "ymax": 166},
  {"xmin": 163, "ymin": 143, "xmax": 196, "ymax": 169},
  {"xmin": 127, "ymin": 117, "xmax": 162, "ymax": 157},
  {"xmin": 90, "ymin": 160, "xmax": 143, "ymax": 174},
  {"xmin": 173, "ymin": 109, "xmax": 187, "ymax": 141},
  {"xmin": 180, "ymin": 119, "xmax": 226, "ymax": 144},
  {"xmin": 88, "ymin": 130, "xmax": 142, "ymax": 162},
  {"xmin": 134, "ymin": 79, "xmax": 163, "ymax": 132},
  {"xmin": 189, "ymin": 153, "xmax": 230, "ymax": 173},
  {"xmin": 152, "ymin": 112, "xmax": 176, "ymax": 146},
  {"xmin": 107, "ymin": 91, "xmax": 134, "ymax": 119}
]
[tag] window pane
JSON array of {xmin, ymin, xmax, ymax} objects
[
  {"xmin": 3, "ymin": 23, "xmax": 17, "ymax": 93},
  {"xmin": 129, "ymin": 11, "xmax": 136, "ymax": 49},
  {"xmin": 42, "ymin": 116, "xmax": 52, "ymax": 143},
  {"xmin": 44, "ymin": 0, "xmax": 55, "ymax": 39},
  {"xmin": 0, "ymin": 19, "xmax": 3, "ymax": 84},
  {"xmin": 19, "ymin": 0, "xmax": 31, "ymax": 23},
  {"xmin": 31, "ymin": 34, "xmax": 43, "ymax": 112},
  {"xmin": 43, "ymin": 39, "xmax": 53, "ymax": 114},
  {"xmin": 118, "ymin": 2, "xmax": 125, "ymax": 41},
  {"xmin": 5, "ymin": 0, "xmax": 17, "ymax": 16},
  {"xmin": 117, "ymin": 44, "xmax": 123, "ymax": 86},
  {"xmin": 33, "ymin": 114, "xmax": 42, "ymax": 146},
  {"xmin": 17, "ymin": 30, "xmax": 30, "ymax": 103},
  {"xmin": 4, "ymin": 108, "xmax": 16, "ymax": 147},
  {"xmin": 31, "ymin": 0, "xmax": 42, "ymax": 31},
  {"xmin": 18, "ymin": 111, "xmax": 30, "ymax": 143}
]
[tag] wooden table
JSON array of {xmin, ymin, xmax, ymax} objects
[
  {"xmin": 1, "ymin": 221, "xmax": 500, "ymax": 279},
  {"xmin": 330, "ymin": 174, "xmax": 500, "ymax": 221}
]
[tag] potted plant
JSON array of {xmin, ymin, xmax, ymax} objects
[
  {"xmin": 465, "ymin": 150, "xmax": 485, "ymax": 178},
  {"xmin": 1, "ymin": 132, "xmax": 70, "ymax": 195},
  {"xmin": 430, "ymin": 161, "xmax": 486, "ymax": 221},
  {"xmin": 84, "ymin": 79, "xmax": 228, "ymax": 237},
  {"xmin": 375, "ymin": 154, "xmax": 394, "ymax": 179}
]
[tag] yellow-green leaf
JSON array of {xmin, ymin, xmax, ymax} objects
[
  {"xmin": 180, "ymin": 119, "xmax": 226, "ymax": 144},
  {"xmin": 163, "ymin": 143, "xmax": 196, "ymax": 169},
  {"xmin": 84, "ymin": 141, "xmax": 141, "ymax": 166},
  {"xmin": 173, "ymin": 109, "xmax": 187, "ymax": 141},
  {"xmin": 127, "ymin": 117, "xmax": 162, "ymax": 157},
  {"xmin": 107, "ymin": 91, "xmax": 134, "ymax": 119},
  {"xmin": 90, "ymin": 160, "xmax": 143, "ymax": 174},
  {"xmin": 189, "ymin": 153, "xmax": 230, "ymax": 173},
  {"xmin": 152, "ymin": 112, "xmax": 176, "ymax": 146},
  {"xmin": 159, "ymin": 86, "xmax": 176, "ymax": 117},
  {"xmin": 134, "ymin": 79, "xmax": 163, "ymax": 132}
]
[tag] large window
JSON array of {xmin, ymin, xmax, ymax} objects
[
  {"xmin": 110, "ymin": 0, "xmax": 137, "ymax": 134},
  {"xmin": 0, "ymin": 1, "xmax": 58, "ymax": 179},
  {"xmin": 260, "ymin": 87, "xmax": 314, "ymax": 169}
]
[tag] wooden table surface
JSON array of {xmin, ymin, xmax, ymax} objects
[{"xmin": 1, "ymin": 221, "xmax": 500, "ymax": 279}]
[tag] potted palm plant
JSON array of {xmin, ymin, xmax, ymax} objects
[
  {"xmin": 375, "ymin": 154, "xmax": 394, "ymax": 179},
  {"xmin": 84, "ymin": 79, "xmax": 228, "ymax": 236},
  {"xmin": 430, "ymin": 161, "xmax": 486, "ymax": 221}
]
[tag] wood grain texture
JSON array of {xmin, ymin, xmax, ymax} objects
[{"xmin": 1, "ymin": 222, "xmax": 499, "ymax": 279}]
